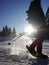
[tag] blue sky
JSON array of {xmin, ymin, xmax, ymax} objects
[{"xmin": 0, "ymin": 0, "xmax": 49, "ymax": 34}]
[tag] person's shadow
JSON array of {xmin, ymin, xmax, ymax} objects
[{"xmin": 31, "ymin": 58, "xmax": 49, "ymax": 65}]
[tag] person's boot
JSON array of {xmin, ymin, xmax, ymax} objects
[
  {"xmin": 36, "ymin": 53, "xmax": 48, "ymax": 58},
  {"xmin": 26, "ymin": 45, "xmax": 36, "ymax": 56}
]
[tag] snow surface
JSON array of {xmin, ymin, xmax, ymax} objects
[{"xmin": 0, "ymin": 34, "xmax": 49, "ymax": 65}]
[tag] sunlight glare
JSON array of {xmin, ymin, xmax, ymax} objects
[{"xmin": 24, "ymin": 25, "xmax": 37, "ymax": 35}]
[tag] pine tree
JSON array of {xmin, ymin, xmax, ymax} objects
[
  {"xmin": 2, "ymin": 26, "xmax": 5, "ymax": 36},
  {"xmin": 26, "ymin": 0, "xmax": 45, "ymax": 28},
  {"xmin": 26, "ymin": 0, "xmax": 49, "ymax": 39},
  {"xmin": 0, "ymin": 31, "xmax": 1, "ymax": 37},
  {"xmin": 8, "ymin": 28, "xmax": 12, "ymax": 36},
  {"xmin": 46, "ymin": 7, "xmax": 49, "ymax": 25},
  {"xmin": 5, "ymin": 25, "xmax": 8, "ymax": 36},
  {"xmin": 13, "ymin": 27, "xmax": 16, "ymax": 37},
  {"xmin": 45, "ymin": 7, "xmax": 49, "ymax": 39}
]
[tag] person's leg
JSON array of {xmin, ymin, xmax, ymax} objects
[
  {"xmin": 26, "ymin": 39, "xmax": 39, "ymax": 54},
  {"xmin": 30, "ymin": 39, "xmax": 42, "ymax": 54},
  {"xmin": 36, "ymin": 39, "xmax": 48, "ymax": 58},
  {"xmin": 37, "ymin": 39, "xmax": 43, "ymax": 54},
  {"xmin": 27, "ymin": 38, "xmax": 48, "ymax": 58},
  {"xmin": 30, "ymin": 39, "xmax": 38, "ymax": 48}
]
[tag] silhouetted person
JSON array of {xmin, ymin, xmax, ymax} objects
[{"xmin": 26, "ymin": 0, "xmax": 48, "ymax": 58}]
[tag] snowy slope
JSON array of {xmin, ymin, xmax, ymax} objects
[
  {"xmin": 0, "ymin": 34, "xmax": 49, "ymax": 65},
  {"xmin": 42, "ymin": 40, "xmax": 49, "ymax": 56}
]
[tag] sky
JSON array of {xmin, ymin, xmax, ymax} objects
[{"xmin": 0, "ymin": 0, "xmax": 49, "ymax": 34}]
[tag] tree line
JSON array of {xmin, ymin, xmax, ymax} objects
[{"xmin": 0, "ymin": 25, "xmax": 16, "ymax": 37}]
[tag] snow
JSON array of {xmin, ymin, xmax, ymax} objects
[
  {"xmin": 0, "ymin": 37, "xmax": 13, "ymax": 42},
  {"xmin": 42, "ymin": 40, "xmax": 49, "ymax": 56},
  {"xmin": 0, "ymin": 34, "xmax": 49, "ymax": 65}
]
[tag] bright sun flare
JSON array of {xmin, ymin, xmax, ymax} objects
[{"xmin": 24, "ymin": 25, "xmax": 37, "ymax": 35}]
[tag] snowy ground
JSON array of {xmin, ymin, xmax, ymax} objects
[{"xmin": 0, "ymin": 34, "xmax": 49, "ymax": 65}]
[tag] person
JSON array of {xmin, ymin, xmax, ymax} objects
[
  {"xmin": 26, "ymin": 0, "xmax": 48, "ymax": 58},
  {"xmin": 26, "ymin": 28, "xmax": 48, "ymax": 58}
]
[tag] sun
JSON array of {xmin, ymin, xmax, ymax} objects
[{"xmin": 24, "ymin": 25, "xmax": 37, "ymax": 35}]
